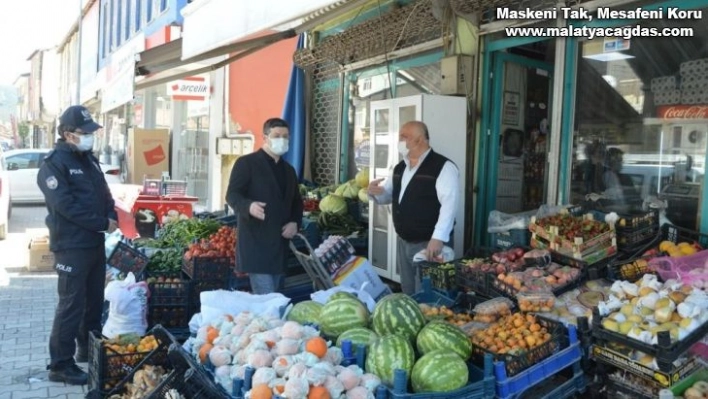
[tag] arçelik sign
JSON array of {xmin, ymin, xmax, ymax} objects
[{"xmin": 167, "ymin": 76, "xmax": 211, "ymax": 101}]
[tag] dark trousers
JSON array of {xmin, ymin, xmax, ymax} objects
[{"xmin": 48, "ymin": 246, "xmax": 106, "ymax": 370}]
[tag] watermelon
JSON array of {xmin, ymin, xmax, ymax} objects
[
  {"xmin": 416, "ymin": 321, "xmax": 472, "ymax": 360},
  {"xmin": 286, "ymin": 301, "xmax": 323, "ymax": 325},
  {"xmin": 329, "ymin": 291, "xmax": 358, "ymax": 303},
  {"xmin": 336, "ymin": 327, "xmax": 379, "ymax": 354},
  {"xmin": 319, "ymin": 298, "xmax": 370, "ymax": 338},
  {"xmin": 365, "ymin": 334, "xmax": 415, "ymax": 387},
  {"xmin": 371, "ymin": 294, "xmax": 425, "ymax": 343},
  {"xmin": 411, "ymin": 350, "xmax": 469, "ymax": 393}
]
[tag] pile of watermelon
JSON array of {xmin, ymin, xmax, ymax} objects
[{"xmin": 288, "ymin": 292, "xmax": 472, "ymax": 394}]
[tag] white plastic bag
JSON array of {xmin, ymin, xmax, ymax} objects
[
  {"xmin": 310, "ymin": 284, "xmax": 377, "ymax": 312},
  {"xmin": 102, "ymin": 272, "xmax": 149, "ymax": 338},
  {"xmin": 487, "ymin": 210, "xmax": 536, "ymax": 233},
  {"xmin": 412, "ymin": 246, "xmax": 455, "ymax": 263},
  {"xmin": 104, "ymin": 229, "xmax": 123, "ymax": 259},
  {"xmin": 200, "ymin": 290, "xmax": 290, "ymax": 325}
]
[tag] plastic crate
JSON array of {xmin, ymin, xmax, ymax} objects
[
  {"xmin": 591, "ymin": 342, "xmax": 701, "ymax": 389},
  {"xmin": 608, "ymin": 255, "xmax": 656, "ymax": 282},
  {"xmin": 382, "ymin": 355, "xmax": 495, "ymax": 399},
  {"xmin": 516, "ymin": 367, "xmax": 585, "ymax": 399},
  {"xmin": 107, "ymin": 241, "xmax": 150, "ymax": 276},
  {"xmin": 487, "ymin": 267, "xmax": 584, "ymax": 301},
  {"xmin": 411, "ymin": 277, "xmax": 456, "ymax": 307},
  {"xmin": 163, "ymin": 180, "xmax": 188, "ymax": 196},
  {"xmin": 189, "ymin": 278, "xmax": 231, "ymax": 311},
  {"xmin": 491, "ymin": 229, "xmax": 531, "ymax": 250},
  {"xmin": 592, "ymin": 306, "xmax": 708, "ymax": 372},
  {"xmin": 155, "ymin": 343, "xmax": 232, "ymax": 398},
  {"xmin": 470, "ymin": 315, "xmax": 566, "ymax": 378},
  {"xmin": 182, "ymin": 256, "xmax": 233, "ymax": 280},
  {"xmin": 418, "ymin": 261, "xmax": 457, "ymax": 295},
  {"xmin": 529, "ymin": 213, "xmax": 616, "ymax": 255},
  {"xmin": 494, "ymin": 324, "xmax": 582, "ymax": 398},
  {"xmin": 87, "ymin": 325, "xmax": 173, "ymax": 396},
  {"xmin": 616, "ymin": 225, "xmax": 660, "ymax": 252},
  {"xmin": 661, "ymin": 223, "xmax": 708, "ymax": 249}
]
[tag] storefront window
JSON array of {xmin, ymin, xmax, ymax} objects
[
  {"xmin": 346, "ymin": 54, "xmax": 442, "ymax": 180},
  {"xmin": 569, "ymin": 9, "xmax": 708, "ymax": 230}
]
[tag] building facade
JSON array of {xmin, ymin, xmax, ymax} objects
[{"xmin": 26, "ymin": 49, "xmax": 59, "ymax": 149}]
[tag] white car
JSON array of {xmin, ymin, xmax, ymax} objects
[
  {"xmin": 3, "ymin": 149, "xmax": 122, "ymax": 204},
  {"xmin": 0, "ymin": 146, "xmax": 10, "ymax": 239}
]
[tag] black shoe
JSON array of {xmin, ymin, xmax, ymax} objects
[
  {"xmin": 75, "ymin": 347, "xmax": 88, "ymax": 363},
  {"xmin": 48, "ymin": 364, "xmax": 88, "ymax": 385}
]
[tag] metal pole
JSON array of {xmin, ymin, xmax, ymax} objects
[{"xmin": 76, "ymin": 0, "xmax": 82, "ymax": 104}]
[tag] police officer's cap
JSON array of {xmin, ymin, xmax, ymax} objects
[{"xmin": 60, "ymin": 106, "xmax": 102, "ymax": 134}]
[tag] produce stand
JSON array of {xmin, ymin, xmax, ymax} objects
[{"xmin": 94, "ymin": 196, "xmax": 708, "ymax": 399}]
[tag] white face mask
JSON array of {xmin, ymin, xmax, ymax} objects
[
  {"xmin": 269, "ymin": 137, "xmax": 289, "ymax": 156},
  {"xmin": 73, "ymin": 133, "xmax": 95, "ymax": 152},
  {"xmin": 398, "ymin": 141, "xmax": 409, "ymax": 157}
]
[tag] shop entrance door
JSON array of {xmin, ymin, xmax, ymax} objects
[{"xmin": 478, "ymin": 48, "xmax": 554, "ymax": 245}]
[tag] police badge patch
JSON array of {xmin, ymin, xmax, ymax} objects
[{"xmin": 46, "ymin": 176, "xmax": 58, "ymax": 190}]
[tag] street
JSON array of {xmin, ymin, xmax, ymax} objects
[{"xmin": 0, "ymin": 204, "xmax": 86, "ymax": 398}]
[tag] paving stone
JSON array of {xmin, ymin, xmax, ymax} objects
[
  {"xmin": 12, "ymin": 388, "xmax": 48, "ymax": 399},
  {"xmin": 48, "ymin": 386, "xmax": 86, "ymax": 397}
]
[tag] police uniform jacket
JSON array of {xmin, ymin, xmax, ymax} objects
[{"xmin": 37, "ymin": 140, "xmax": 118, "ymax": 252}]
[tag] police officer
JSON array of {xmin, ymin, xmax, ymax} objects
[{"xmin": 38, "ymin": 105, "xmax": 118, "ymax": 385}]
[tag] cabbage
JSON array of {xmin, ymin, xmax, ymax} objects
[
  {"xmin": 355, "ymin": 168, "xmax": 370, "ymax": 188},
  {"xmin": 319, "ymin": 194, "xmax": 348, "ymax": 215},
  {"xmin": 335, "ymin": 181, "xmax": 359, "ymax": 199},
  {"xmin": 358, "ymin": 188, "xmax": 369, "ymax": 203}
]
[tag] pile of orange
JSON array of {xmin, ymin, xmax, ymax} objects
[{"xmin": 469, "ymin": 313, "xmax": 552, "ymax": 355}]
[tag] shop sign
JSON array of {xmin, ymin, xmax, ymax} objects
[
  {"xmin": 167, "ymin": 76, "xmax": 210, "ymax": 101},
  {"xmin": 102, "ymin": 33, "xmax": 145, "ymax": 114},
  {"xmin": 657, "ymin": 105, "xmax": 708, "ymax": 120}
]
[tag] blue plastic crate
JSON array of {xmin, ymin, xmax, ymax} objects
[
  {"xmin": 495, "ymin": 325, "xmax": 583, "ymax": 399},
  {"xmin": 411, "ymin": 277, "xmax": 456, "ymax": 307},
  {"xmin": 383, "ymin": 354, "xmax": 495, "ymax": 399},
  {"xmin": 490, "ymin": 229, "xmax": 531, "ymax": 250}
]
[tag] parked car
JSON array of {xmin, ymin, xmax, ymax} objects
[
  {"xmin": 3, "ymin": 149, "xmax": 122, "ymax": 204},
  {"xmin": 0, "ymin": 146, "xmax": 10, "ymax": 239}
]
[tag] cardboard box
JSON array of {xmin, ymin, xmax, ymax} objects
[
  {"xmin": 126, "ymin": 128, "xmax": 170, "ymax": 184},
  {"xmin": 28, "ymin": 236, "xmax": 55, "ymax": 272},
  {"xmin": 332, "ymin": 256, "xmax": 392, "ymax": 301}
]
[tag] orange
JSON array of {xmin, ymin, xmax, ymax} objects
[
  {"xmin": 305, "ymin": 337, "xmax": 328, "ymax": 358},
  {"xmin": 308, "ymin": 385, "xmax": 331, "ymax": 399},
  {"xmin": 251, "ymin": 384, "xmax": 273, "ymax": 399},
  {"xmin": 198, "ymin": 343, "xmax": 213, "ymax": 364}
]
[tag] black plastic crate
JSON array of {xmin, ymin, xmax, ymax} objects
[
  {"xmin": 107, "ymin": 241, "xmax": 150, "ymax": 276},
  {"xmin": 182, "ymin": 256, "xmax": 233, "ymax": 280},
  {"xmin": 662, "ymin": 223, "xmax": 708, "ymax": 248},
  {"xmin": 161, "ymin": 343, "xmax": 232, "ymax": 398},
  {"xmin": 189, "ymin": 278, "xmax": 230, "ymax": 311},
  {"xmin": 490, "ymin": 229, "xmax": 531, "ymax": 250},
  {"xmin": 487, "ymin": 265, "xmax": 586, "ymax": 301},
  {"xmin": 87, "ymin": 325, "xmax": 172, "ymax": 396},
  {"xmin": 592, "ymin": 306, "xmax": 708, "ymax": 372},
  {"xmin": 608, "ymin": 255, "xmax": 656, "ymax": 282},
  {"xmin": 230, "ymin": 272, "xmax": 251, "ymax": 291},
  {"xmin": 616, "ymin": 225, "xmax": 660, "ymax": 252},
  {"xmin": 469, "ymin": 314, "xmax": 565, "ymax": 377},
  {"xmin": 146, "ymin": 272, "xmax": 191, "ymax": 306},
  {"xmin": 418, "ymin": 261, "xmax": 457, "ymax": 293}
]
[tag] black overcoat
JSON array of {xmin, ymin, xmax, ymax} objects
[{"xmin": 225, "ymin": 149, "xmax": 303, "ymax": 275}]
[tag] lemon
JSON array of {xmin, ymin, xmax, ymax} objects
[
  {"xmin": 668, "ymin": 248, "xmax": 683, "ymax": 258},
  {"xmin": 659, "ymin": 240, "xmax": 675, "ymax": 252},
  {"xmin": 678, "ymin": 242, "xmax": 692, "ymax": 248},
  {"xmin": 680, "ymin": 246, "xmax": 697, "ymax": 255}
]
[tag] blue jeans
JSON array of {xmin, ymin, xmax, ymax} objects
[{"xmin": 249, "ymin": 273, "xmax": 285, "ymax": 295}]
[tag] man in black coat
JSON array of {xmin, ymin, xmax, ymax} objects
[
  {"xmin": 37, "ymin": 105, "xmax": 118, "ymax": 385},
  {"xmin": 226, "ymin": 118, "xmax": 303, "ymax": 294}
]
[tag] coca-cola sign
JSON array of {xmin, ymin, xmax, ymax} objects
[{"xmin": 657, "ymin": 105, "xmax": 708, "ymax": 119}]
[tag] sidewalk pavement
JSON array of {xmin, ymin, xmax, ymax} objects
[{"xmin": 0, "ymin": 271, "xmax": 86, "ymax": 399}]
